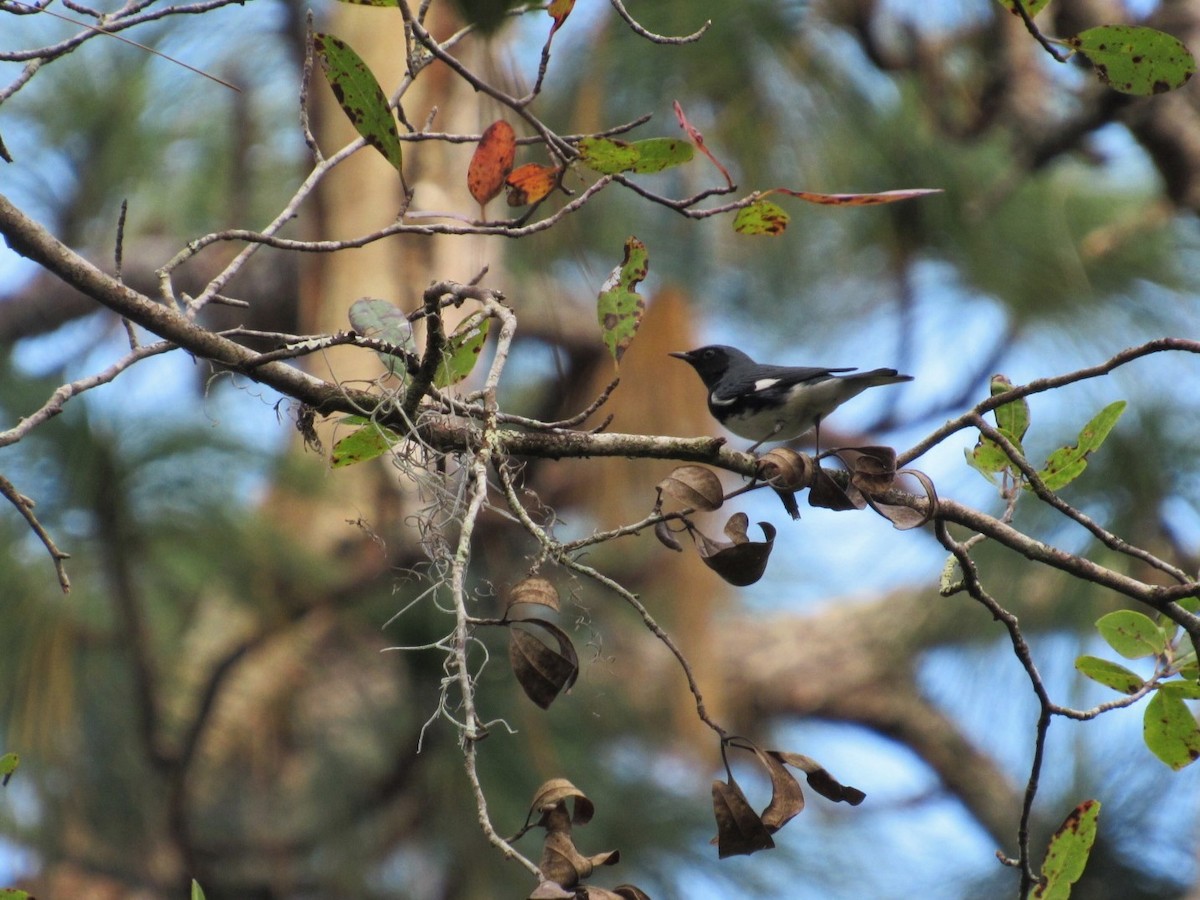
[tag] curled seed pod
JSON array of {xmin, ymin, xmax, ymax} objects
[
  {"xmin": 757, "ymin": 448, "xmax": 814, "ymax": 492},
  {"xmin": 508, "ymin": 576, "xmax": 560, "ymax": 614}
]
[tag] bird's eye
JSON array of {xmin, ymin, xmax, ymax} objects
[{"xmin": 702, "ymin": 349, "xmax": 715, "ymax": 359}]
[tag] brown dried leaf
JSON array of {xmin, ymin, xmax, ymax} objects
[
  {"xmin": 540, "ymin": 835, "xmax": 619, "ymax": 890},
  {"xmin": 530, "ymin": 777, "xmax": 595, "ymax": 828},
  {"xmin": 835, "ymin": 445, "xmax": 898, "ymax": 495},
  {"xmin": 657, "ymin": 465, "xmax": 724, "ymax": 511},
  {"xmin": 771, "ymin": 751, "xmax": 866, "ymax": 806},
  {"xmin": 654, "ymin": 520, "xmax": 684, "ymax": 552},
  {"xmin": 757, "ymin": 448, "xmax": 813, "ymax": 491},
  {"xmin": 807, "ymin": 466, "xmax": 862, "ymax": 512},
  {"xmin": 509, "ymin": 621, "xmax": 579, "ymax": 709},
  {"xmin": 723, "ymin": 511, "xmax": 751, "ymax": 543},
  {"xmin": 756, "ymin": 750, "xmax": 806, "ymax": 832},
  {"xmin": 530, "ymin": 881, "xmax": 575, "ymax": 900},
  {"xmin": 612, "ymin": 886, "xmax": 653, "ymax": 900},
  {"xmin": 508, "ymin": 576, "xmax": 560, "ymax": 613},
  {"xmin": 506, "ymin": 162, "xmax": 561, "ymax": 206},
  {"xmin": 541, "ymin": 830, "xmax": 592, "ymax": 889},
  {"xmin": 693, "ymin": 515, "xmax": 777, "ymax": 586},
  {"xmin": 862, "ymin": 467, "xmax": 938, "ymax": 530},
  {"xmin": 711, "ymin": 778, "xmax": 775, "ymax": 858},
  {"xmin": 468, "ymin": 120, "xmax": 516, "ymax": 206}
]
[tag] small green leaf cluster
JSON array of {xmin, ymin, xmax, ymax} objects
[
  {"xmin": 967, "ymin": 374, "xmax": 1125, "ymax": 493},
  {"xmin": 333, "ymin": 298, "xmax": 491, "ymax": 468},
  {"xmin": 1076, "ymin": 602, "xmax": 1200, "ymax": 770}
]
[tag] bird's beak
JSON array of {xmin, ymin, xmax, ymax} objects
[{"xmin": 668, "ymin": 351, "xmax": 691, "ymax": 361}]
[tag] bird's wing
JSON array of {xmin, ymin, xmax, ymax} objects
[{"xmin": 711, "ymin": 365, "xmax": 855, "ymax": 404}]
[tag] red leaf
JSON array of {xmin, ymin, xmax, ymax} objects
[
  {"xmin": 673, "ymin": 100, "xmax": 732, "ymax": 187},
  {"xmin": 772, "ymin": 186, "xmax": 941, "ymax": 206},
  {"xmin": 468, "ymin": 120, "xmax": 517, "ymax": 207}
]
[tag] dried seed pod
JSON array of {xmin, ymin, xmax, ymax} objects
[
  {"xmin": 508, "ymin": 576, "xmax": 560, "ymax": 614},
  {"xmin": 757, "ymin": 448, "xmax": 814, "ymax": 492}
]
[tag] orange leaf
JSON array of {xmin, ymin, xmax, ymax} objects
[
  {"xmin": 506, "ymin": 162, "xmax": 560, "ymax": 206},
  {"xmin": 468, "ymin": 120, "xmax": 516, "ymax": 206},
  {"xmin": 548, "ymin": 0, "xmax": 575, "ymax": 35}
]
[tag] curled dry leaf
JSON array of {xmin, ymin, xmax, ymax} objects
[
  {"xmin": 540, "ymin": 831, "xmax": 619, "ymax": 889},
  {"xmin": 611, "ymin": 886, "xmax": 653, "ymax": 900},
  {"xmin": 656, "ymin": 465, "xmax": 723, "ymax": 511},
  {"xmin": 770, "ymin": 751, "xmax": 866, "ymax": 806},
  {"xmin": 468, "ymin": 120, "xmax": 516, "ymax": 206},
  {"xmin": 508, "ymin": 576, "xmax": 561, "ymax": 614},
  {"xmin": 508, "ymin": 620, "xmax": 579, "ymax": 709},
  {"xmin": 864, "ymin": 467, "xmax": 938, "ymax": 530},
  {"xmin": 530, "ymin": 777, "xmax": 596, "ymax": 828},
  {"xmin": 754, "ymin": 749, "xmax": 806, "ymax": 832},
  {"xmin": 654, "ymin": 520, "xmax": 684, "ymax": 552},
  {"xmin": 711, "ymin": 778, "xmax": 775, "ymax": 858},
  {"xmin": 759, "ymin": 449, "xmax": 811, "ymax": 520},
  {"xmin": 835, "ymin": 445, "xmax": 898, "ymax": 496},
  {"xmin": 807, "ymin": 465, "xmax": 862, "ymax": 512},
  {"xmin": 694, "ymin": 513, "xmax": 777, "ymax": 586},
  {"xmin": 530, "ymin": 881, "xmax": 575, "ymax": 900},
  {"xmin": 758, "ymin": 448, "xmax": 813, "ymax": 491},
  {"xmin": 722, "ymin": 736, "xmax": 806, "ymax": 835}
]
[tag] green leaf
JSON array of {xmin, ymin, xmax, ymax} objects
[
  {"xmin": 1066, "ymin": 25, "xmax": 1196, "ymax": 95},
  {"xmin": 1074, "ymin": 656, "xmax": 1144, "ymax": 695},
  {"xmin": 994, "ymin": 0, "xmax": 1052, "ymax": 18},
  {"xmin": 577, "ymin": 137, "xmax": 641, "ymax": 174},
  {"xmin": 966, "ymin": 374, "xmax": 1029, "ymax": 484},
  {"xmin": 990, "ymin": 375, "xmax": 1029, "ymax": 448},
  {"xmin": 192, "ymin": 880, "xmax": 208, "ymax": 900},
  {"xmin": 733, "ymin": 198, "xmax": 789, "ymax": 236},
  {"xmin": 1033, "ymin": 800, "xmax": 1100, "ymax": 900},
  {"xmin": 577, "ymin": 136, "xmax": 694, "ymax": 175},
  {"xmin": 1096, "ymin": 609, "xmax": 1166, "ymax": 659},
  {"xmin": 1161, "ymin": 679, "xmax": 1200, "ymax": 701},
  {"xmin": 0, "ymin": 752, "xmax": 17, "ymax": 786},
  {"xmin": 1038, "ymin": 401, "xmax": 1125, "ymax": 491},
  {"xmin": 1143, "ymin": 687, "xmax": 1200, "ymax": 769},
  {"xmin": 596, "ymin": 237, "xmax": 649, "ymax": 364},
  {"xmin": 435, "ymin": 317, "xmax": 490, "ymax": 387},
  {"xmin": 313, "ymin": 33, "xmax": 405, "ymax": 176},
  {"xmin": 0, "ymin": 890, "xmax": 32, "ymax": 900},
  {"xmin": 626, "ymin": 137, "xmax": 694, "ymax": 173},
  {"xmin": 1176, "ymin": 658, "xmax": 1200, "ymax": 681},
  {"xmin": 331, "ymin": 424, "xmax": 402, "ymax": 468},
  {"xmin": 348, "ymin": 297, "xmax": 415, "ymax": 375}
]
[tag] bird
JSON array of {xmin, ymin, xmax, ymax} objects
[{"xmin": 670, "ymin": 344, "xmax": 912, "ymax": 454}]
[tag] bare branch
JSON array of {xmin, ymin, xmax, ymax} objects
[{"xmin": 0, "ymin": 474, "xmax": 70, "ymax": 592}]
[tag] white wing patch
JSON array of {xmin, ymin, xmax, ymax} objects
[{"xmin": 753, "ymin": 378, "xmax": 780, "ymax": 393}]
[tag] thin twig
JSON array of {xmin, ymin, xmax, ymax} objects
[
  {"xmin": 0, "ymin": 474, "xmax": 70, "ymax": 592},
  {"xmin": 608, "ymin": 0, "xmax": 711, "ymax": 44}
]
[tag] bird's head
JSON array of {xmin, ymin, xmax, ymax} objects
[{"xmin": 669, "ymin": 345, "xmax": 749, "ymax": 388}]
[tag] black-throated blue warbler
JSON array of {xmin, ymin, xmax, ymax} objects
[{"xmin": 670, "ymin": 344, "xmax": 912, "ymax": 453}]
